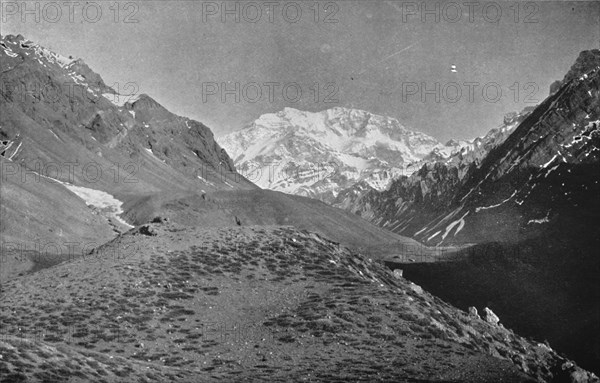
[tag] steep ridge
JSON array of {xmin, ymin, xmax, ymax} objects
[
  {"xmin": 340, "ymin": 50, "xmax": 599, "ymax": 247},
  {"xmin": 0, "ymin": 34, "xmax": 250, "ymax": 196},
  {"xmin": 218, "ymin": 107, "xmax": 461, "ymax": 203},
  {"xmin": 342, "ymin": 50, "xmax": 600, "ymax": 372},
  {"xmin": 1, "ymin": 223, "xmax": 595, "ymax": 382}
]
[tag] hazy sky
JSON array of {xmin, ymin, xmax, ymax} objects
[{"xmin": 3, "ymin": 1, "xmax": 599, "ymax": 142}]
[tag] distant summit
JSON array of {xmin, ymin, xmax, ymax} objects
[{"xmin": 219, "ymin": 107, "xmax": 447, "ymax": 203}]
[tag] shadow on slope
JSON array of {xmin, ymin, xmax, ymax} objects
[
  {"xmin": 388, "ymin": 233, "xmax": 600, "ymax": 374},
  {"xmin": 0, "ymin": 157, "xmax": 116, "ymax": 283}
]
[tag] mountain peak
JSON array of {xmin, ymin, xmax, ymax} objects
[
  {"xmin": 219, "ymin": 107, "xmax": 442, "ymax": 202},
  {"xmin": 550, "ymin": 49, "xmax": 600, "ymax": 95}
]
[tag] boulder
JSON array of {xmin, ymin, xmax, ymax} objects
[
  {"xmin": 151, "ymin": 216, "xmax": 168, "ymax": 224},
  {"xmin": 551, "ymin": 360, "xmax": 600, "ymax": 383},
  {"xmin": 468, "ymin": 306, "xmax": 480, "ymax": 320},
  {"xmin": 408, "ymin": 282, "xmax": 423, "ymax": 294},
  {"xmin": 139, "ymin": 225, "xmax": 157, "ymax": 236},
  {"xmin": 483, "ymin": 307, "xmax": 500, "ymax": 325}
]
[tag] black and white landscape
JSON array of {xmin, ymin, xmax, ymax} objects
[{"xmin": 1, "ymin": 1, "xmax": 599, "ymax": 382}]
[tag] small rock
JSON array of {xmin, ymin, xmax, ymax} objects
[{"xmin": 393, "ymin": 269, "xmax": 403, "ymax": 278}]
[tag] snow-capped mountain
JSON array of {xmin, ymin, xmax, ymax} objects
[{"xmin": 218, "ymin": 107, "xmax": 458, "ymax": 202}]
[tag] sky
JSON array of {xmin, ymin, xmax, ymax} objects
[{"xmin": 2, "ymin": 1, "xmax": 599, "ymax": 142}]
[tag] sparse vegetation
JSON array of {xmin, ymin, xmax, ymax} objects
[{"xmin": 0, "ymin": 225, "xmax": 589, "ymax": 382}]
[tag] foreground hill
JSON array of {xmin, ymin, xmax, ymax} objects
[{"xmin": 1, "ymin": 222, "xmax": 595, "ymax": 382}]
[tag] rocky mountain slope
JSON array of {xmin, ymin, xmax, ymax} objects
[
  {"xmin": 338, "ymin": 50, "xmax": 600, "ymax": 373},
  {"xmin": 1, "ymin": 222, "xmax": 595, "ymax": 382},
  {"xmin": 338, "ymin": 50, "xmax": 599, "ymax": 247},
  {"xmin": 1, "ymin": 35, "xmax": 246, "ymax": 193},
  {"xmin": 0, "ymin": 33, "xmax": 255, "ymax": 279},
  {"xmin": 218, "ymin": 107, "xmax": 468, "ymax": 203}
]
